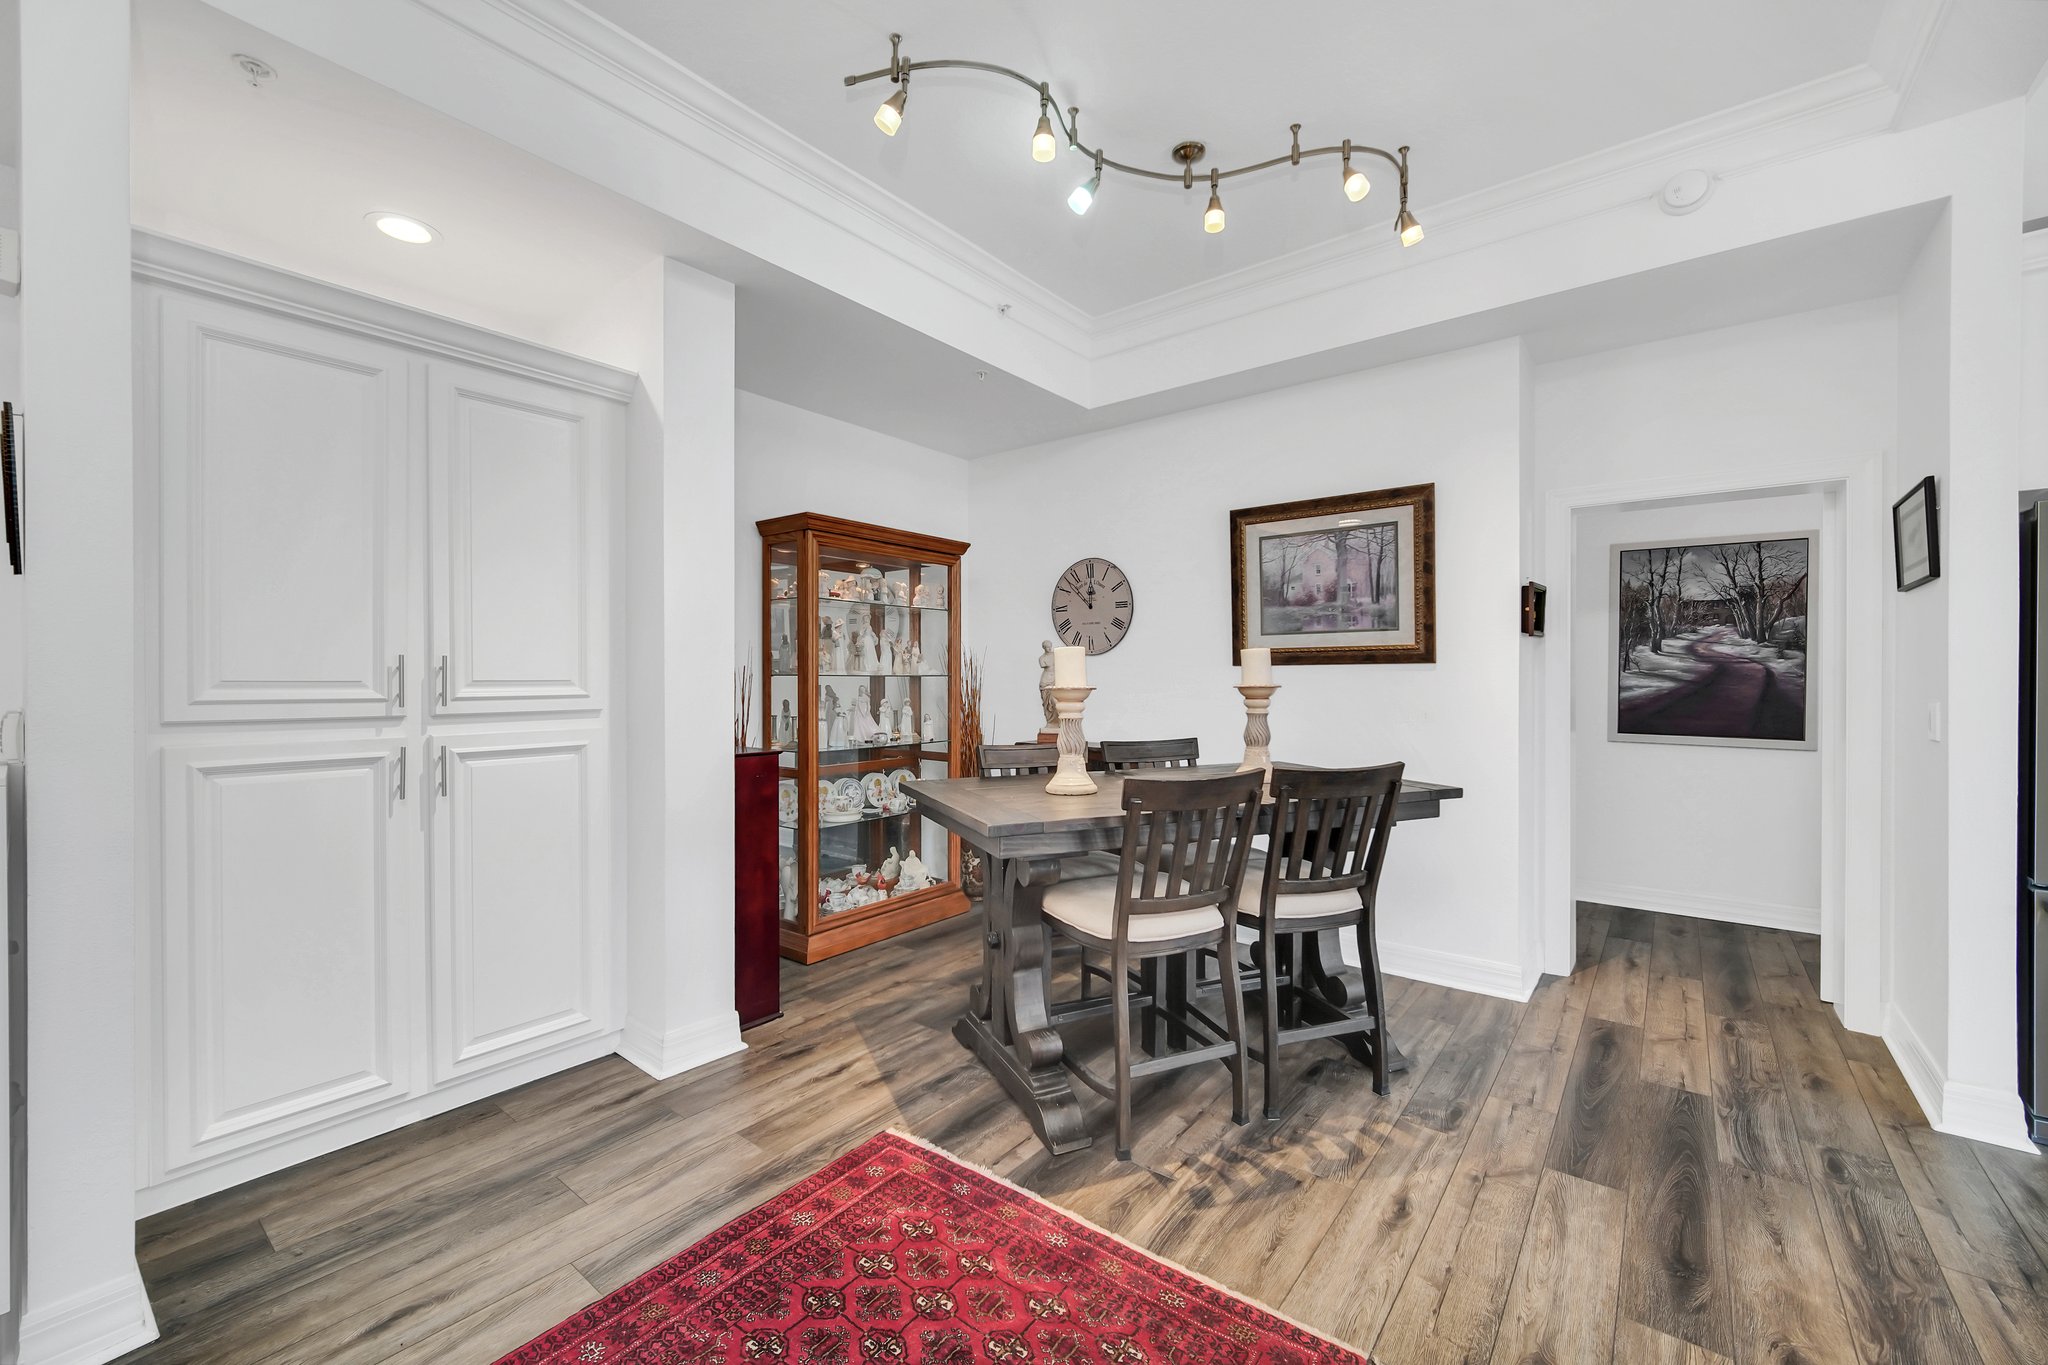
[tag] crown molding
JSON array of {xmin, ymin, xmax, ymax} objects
[
  {"xmin": 1870, "ymin": 0, "xmax": 1955, "ymax": 123},
  {"xmin": 2024, "ymin": 227, "xmax": 2048, "ymax": 274},
  {"xmin": 131, "ymin": 230, "xmax": 638, "ymax": 399},
  {"xmin": 409, "ymin": 1, "xmax": 1922, "ymax": 364},
  {"xmin": 430, "ymin": 0, "xmax": 1094, "ymax": 354},
  {"xmin": 1087, "ymin": 64, "xmax": 1899, "ymax": 350}
]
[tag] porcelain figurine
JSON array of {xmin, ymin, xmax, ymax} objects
[
  {"xmin": 828, "ymin": 703, "xmax": 850, "ymax": 749},
  {"xmin": 899, "ymin": 849, "xmax": 930, "ymax": 892},
  {"xmin": 900, "ymin": 698, "xmax": 918, "ymax": 740},
  {"xmin": 851, "ymin": 687, "xmax": 890, "ymax": 743},
  {"xmin": 777, "ymin": 699, "xmax": 794, "ymax": 746},
  {"xmin": 907, "ymin": 641, "xmax": 924, "ymax": 675},
  {"xmin": 779, "ymin": 855, "xmax": 798, "ymax": 919},
  {"xmin": 922, "ymin": 710, "xmax": 939, "ymax": 743},
  {"xmin": 877, "ymin": 847, "xmax": 902, "ymax": 893}
]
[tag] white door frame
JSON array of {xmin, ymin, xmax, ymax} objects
[{"xmin": 1537, "ymin": 452, "xmax": 1884, "ymax": 1034}]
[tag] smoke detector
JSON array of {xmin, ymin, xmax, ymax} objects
[
  {"xmin": 232, "ymin": 54, "xmax": 276, "ymax": 88},
  {"xmin": 1656, "ymin": 169, "xmax": 1714, "ymax": 216}
]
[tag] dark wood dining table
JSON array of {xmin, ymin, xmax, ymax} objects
[{"xmin": 902, "ymin": 764, "xmax": 1464, "ymax": 1154}]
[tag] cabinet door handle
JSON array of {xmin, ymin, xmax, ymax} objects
[
  {"xmin": 397, "ymin": 745, "xmax": 408, "ymax": 801},
  {"xmin": 437, "ymin": 655, "xmax": 449, "ymax": 707},
  {"xmin": 393, "ymin": 654, "xmax": 406, "ymax": 711},
  {"xmin": 436, "ymin": 744, "xmax": 448, "ymax": 796}
]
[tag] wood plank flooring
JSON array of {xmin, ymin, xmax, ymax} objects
[{"xmin": 115, "ymin": 904, "xmax": 2048, "ymax": 1365}]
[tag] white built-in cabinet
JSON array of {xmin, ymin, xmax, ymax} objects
[{"xmin": 135, "ymin": 238, "xmax": 629, "ymax": 1211}]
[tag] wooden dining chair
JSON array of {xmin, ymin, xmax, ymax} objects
[
  {"xmin": 1239, "ymin": 761, "xmax": 1404, "ymax": 1115},
  {"xmin": 976, "ymin": 742, "xmax": 1060, "ymax": 778},
  {"xmin": 1099, "ymin": 737, "xmax": 1200, "ymax": 771},
  {"xmin": 1041, "ymin": 768, "xmax": 1264, "ymax": 1159}
]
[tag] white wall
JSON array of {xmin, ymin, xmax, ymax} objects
[
  {"xmin": 1570, "ymin": 493, "xmax": 1825, "ymax": 929},
  {"xmin": 732, "ymin": 392, "xmax": 973, "ymax": 697},
  {"xmin": 969, "ymin": 341, "xmax": 1532, "ymax": 998},
  {"xmin": 1530, "ymin": 301, "xmax": 1896, "ymax": 942},
  {"xmin": 18, "ymin": 2, "xmax": 159, "ymax": 1359},
  {"xmin": 1889, "ymin": 214, "xmax": 1953, "ymax": 1074},
  {"xmin": 0, "ymin": 162, "xmax": 19, "ymax": 732},
  {"xmin": 2025, "ymin": 230, "xmax": 2048, "ymax": 490}
]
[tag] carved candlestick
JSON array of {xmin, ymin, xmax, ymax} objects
[
  {"xmin": 1235, "ymin": 684, "xmax": 1280, "ymax": 788},
  {"xmin": 1045, "ymin": 685, "xmax": 1098, "ymax": 796}
]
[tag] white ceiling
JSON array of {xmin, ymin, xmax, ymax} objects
[{"xmin": 579, "ymin": 0, "xmax": 1891, "ymax": 314}]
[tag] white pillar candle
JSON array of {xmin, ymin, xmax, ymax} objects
[
  {"xmin": 1052, "ymin": 644, "xmax": 1088, "ymax": 688},
  {"xmin": 1240, "ymin": 647, "xmax": 1273, "ymax": 687}
]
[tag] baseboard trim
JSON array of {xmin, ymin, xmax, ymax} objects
[
  {"xmin": 1378, "ymin": 940, "xmax": 1533, "ymax": 1003},
  {"xmin": 17, "ymin": 1267, "xmax": 159, "ymax": 1365},
  {"xmin": 1575, "ymin": 881, "xmax": 1821, "ymax": 934},
  {"xmin": 1940, "ymin": 1079, "xmax": 2040, "ymax": 1153},
  {"xmin": 1882, "ymin": 1001, "xmax": 1946, "ymax": 1124},
  {"xmin": 619, "ymin": 1011, "xmax": 745, "ymax": 1081},
  {"xmin": 137, "ymin": 1031, "xmax": 624, "ymax": 1217}
]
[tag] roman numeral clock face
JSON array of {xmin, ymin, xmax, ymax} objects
[{"xmin": 1050, "ymin": 557, "xmax": 1133, "ymax": 655}]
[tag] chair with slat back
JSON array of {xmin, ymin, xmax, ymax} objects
[
  {"xmin": 1239, "ymin": 761, "xmax": 1404, "ymax": 1114},
  {"xmin": 977, "ymin": 742, "xmax": 1061, "ymax": 778},
  {"xmin": 1099, "ymin": 738, "xmax": 1200, "ymax": 772},
  {"xmin": 1040, "ymin": 768, "xmax": 1264, "ymax": 1159}
]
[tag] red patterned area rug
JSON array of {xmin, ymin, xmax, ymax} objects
[{"xmin": 496, "ymin": 1129, "xmax": 1374, "ymax": 1365}]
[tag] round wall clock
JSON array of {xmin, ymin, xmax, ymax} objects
[{"xmin": 1050, "ymin": 557, "xmax": 1133, "ymax": 655}]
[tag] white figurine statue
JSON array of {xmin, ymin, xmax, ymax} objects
[
  {"xmin": 828, "ymin": 704, "xmax": 850, "ymax": 749},
  {"xmin": 878, "ymin": 847, "xmax": 902, "ymax": 891},
  {"xmin": 899, "ymin": 849, "xmax": 930, "ymax": 892},
  {"xmin": 851, "ymin": 686, "xmax": 890, "ymax": 743},
  {"xmin": 921, "ymin": 709, "xmax": 939, "ymax": 743},
  {"xmin": 1038, "ymin": 639, "xmax": 1059, "ymax": 730},
  {"xmin": 907, "ymin": 640, "xmax": 924, "ymax": 675}
]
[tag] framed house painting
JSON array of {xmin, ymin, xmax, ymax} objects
[
  {"xmin": 1230, "ymin": 483, "xmax": 1435, "ymax": 665},
  {"xmin": 1892, "ymin": 475, "xmax": 1940, "ymax": 591},
  {"xmin": 1610, "ymin": 532, "xmax": 1815, "ymax": 750}
]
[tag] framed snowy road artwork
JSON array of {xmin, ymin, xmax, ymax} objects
[{"xmin": 1609, "ymin": 533, "xmax": 1815, "ymax": 750}]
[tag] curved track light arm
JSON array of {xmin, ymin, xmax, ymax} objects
[{"xmin": 843, "ymin": 48, "xmax": 1412, "ymax": 188}]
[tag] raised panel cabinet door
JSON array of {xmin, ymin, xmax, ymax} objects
[
  {"xmin": 427, "ymin": 363, "xmax": 611, "ymax": 716},
  {"xmin": 150, "ymin": 288, "xmax": 411, "ymax": 723},
  {"xmin": 159, "ymin": 740, "xmax": 414, "ymax": 1172},
  {"xmin": 428, "ymin": 730, "xmax": 610, "ymax": 1081}
]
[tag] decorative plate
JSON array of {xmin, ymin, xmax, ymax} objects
[
  {"xmin": 888, "ymin": 767, "xmax": 917, "ymax": 794},
  {"xmin": 821, "ymin": 807, "xmax": 865, "ymax": 825},
  {"xmin": 778, "ymin": 779, "xmax": 799, "ymax": 826},
  {"xmin": 862, "ymin": 772, "xmax": 891, "ymax": 808},
  {"xmin": 833, "ymin": 777, "xmax": 865, "ymax": 808},
  {"xmin": 816, "ymin": 779, "xmax": 834, "ymax": 812}
]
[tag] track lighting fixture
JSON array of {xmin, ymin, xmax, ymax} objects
[
  {"xmin": 844, "ymin": 33, "xmax": 1423, "ymax": 243},
  {"xmin": 1031, "ymin": 90, "xmax": 1058, "ymax": 163},
  {"xmin": 1068, "ymin": 154, "xmax": 1103, "ymax": 215},
  {"xmin": 1341, "ymin": 140, "xmax": 1370, "ymax": 202},
  {"xmin": 874, "ymin": 79, "xmax": 907, "ymax": 136}
]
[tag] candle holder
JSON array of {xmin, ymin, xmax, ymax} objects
[
  {"xmin": 1235, "ymin": 684, "xmax": 1280, "ymax": 788},
  {"xmin": 1045, "ymin": 685, "xmax": 1098, "ymax": 796}
]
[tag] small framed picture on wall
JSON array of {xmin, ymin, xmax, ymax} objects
[{"xmin": 1892, "ymin": 475, "xmax": 1940, "ymax": 592}]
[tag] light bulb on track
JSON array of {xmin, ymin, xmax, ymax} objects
[
  {"xmin": 1342, "ymin": 158, "xmax": 1370, "ymax": 202},
  {"xmin": 1396, "ymin": 207, "xmax": 1423, "ymax": 246},
  {"xmin": 1031, "ymin": 109, "xmax": 1058, "ymax": 162},
  {"xmin": 874, "ymin": 84, "xmax": 907, "ymax": 135},
  {"xmin": 1068, "ymin": 169, "xmax": 1100, "ymax": 215},
  {"xmin": 1203, "ymin": 172, "xmax": 1226, "ymax": 233}
]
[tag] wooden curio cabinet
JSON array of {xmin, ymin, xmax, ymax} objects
[{"xmin": 757, "ymin": 513, "xmax": 970, "ymax": 962}]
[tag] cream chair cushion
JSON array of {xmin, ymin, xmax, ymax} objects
[
  {"xmin": 1040, "ymin": 877, "xmax": 1223, "ymax": 943},
  {"xmin": 1235, "ymin": 855, "xmax": 1364, "ymax": 919}
]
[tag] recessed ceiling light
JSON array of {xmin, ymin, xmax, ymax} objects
[{"xmin": 367, "ymin": 212, "xmax": 437, "ymax": 245}]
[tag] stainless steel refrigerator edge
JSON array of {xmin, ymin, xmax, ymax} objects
[{"xmin": 2019, "ymin": 503, "xmax": 2048, "ymax": 1143}]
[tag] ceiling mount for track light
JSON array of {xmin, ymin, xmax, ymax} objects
[{"xmin": 844, "ymin": 33, "xmax": 1425, "ymax": 244}]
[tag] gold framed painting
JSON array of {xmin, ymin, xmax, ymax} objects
[{"xmin": 1229, "ymin": 483, "xmax": 1436, "ymax": 666}]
